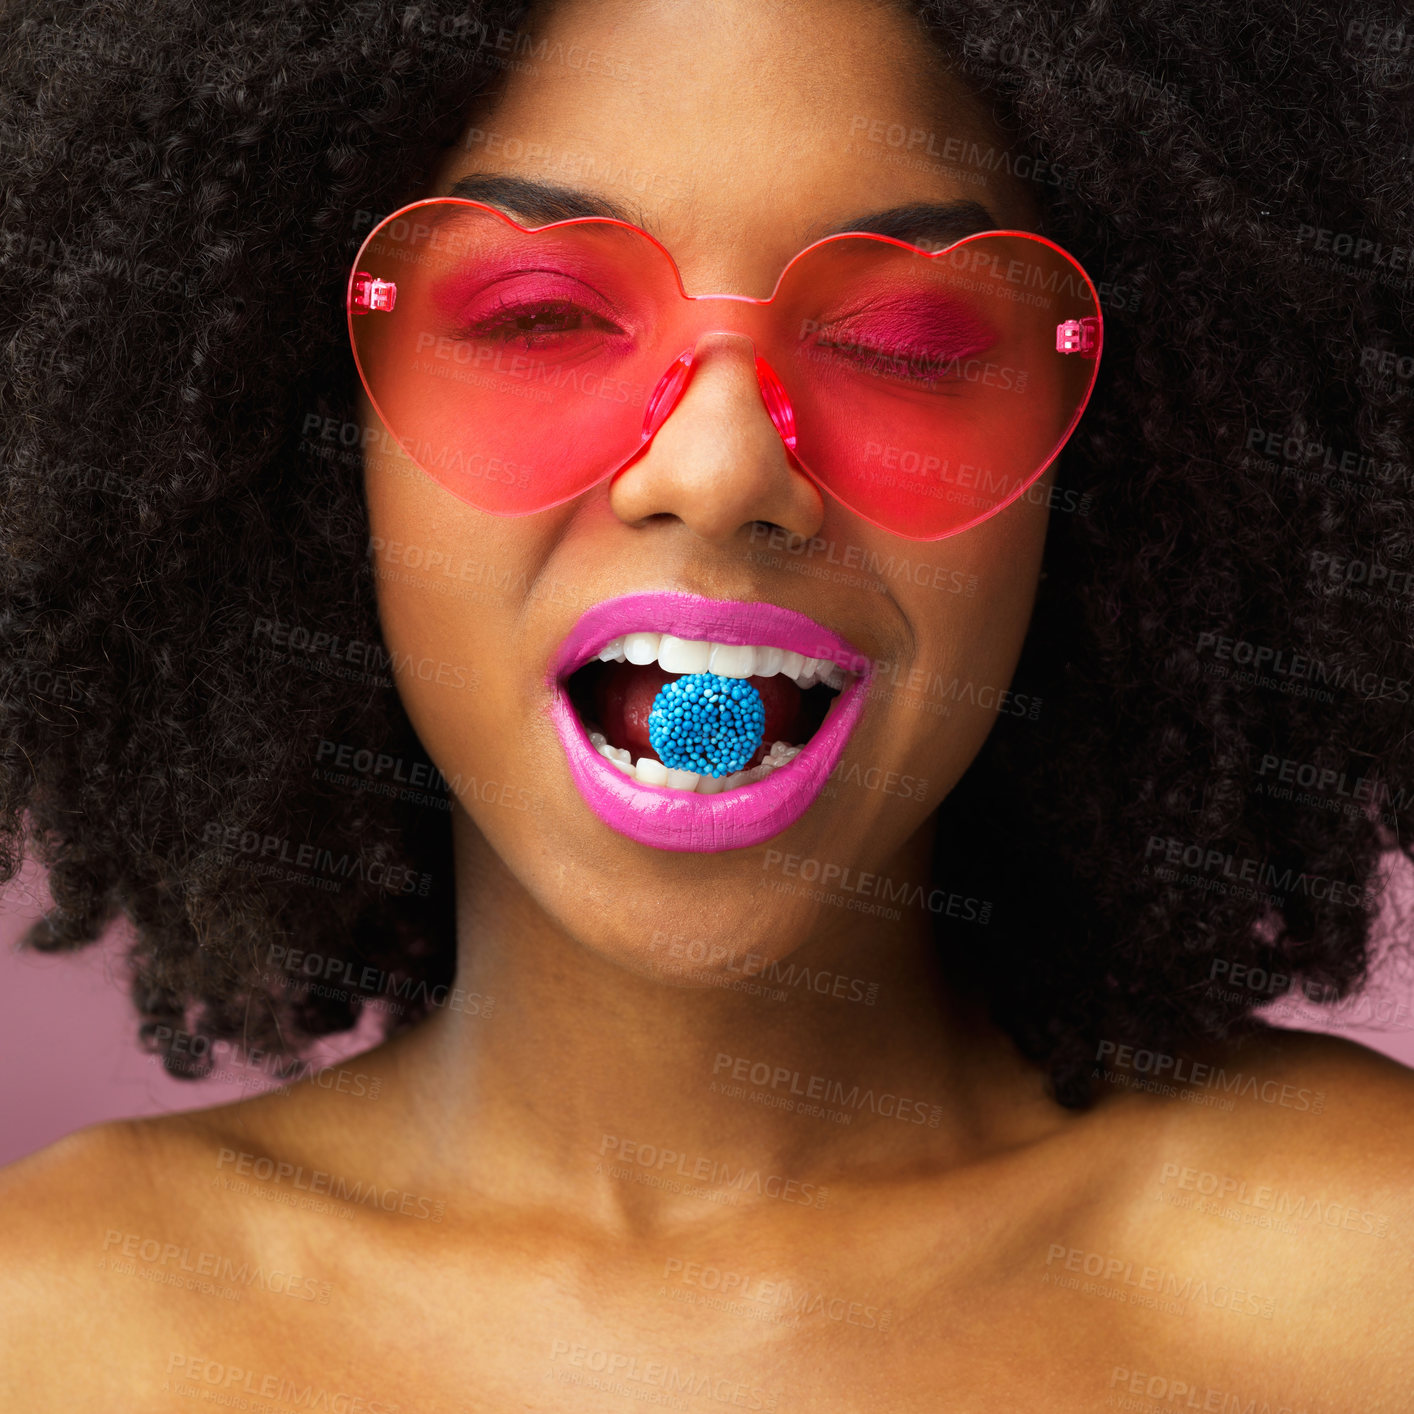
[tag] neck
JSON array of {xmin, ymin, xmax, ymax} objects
[{"xmin": 385, "ymin": 804, "xmax": 1056, "ymax": 1228}]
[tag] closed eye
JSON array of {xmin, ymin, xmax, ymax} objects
[
  {"xmin": 802, "ymin": 297, "xmax": 998, "ymax": 385},
  {"xmin": 458, "ymin": 294, "xmax": 627, "ymax": 348},
  {"xmin": 438, "ymin": 267, "xmax": 635, "ymax": 349}
]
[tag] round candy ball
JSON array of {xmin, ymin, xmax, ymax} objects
[{"xmin": 647, "ymin": 672, "xmax": 766, "ymax": 778}]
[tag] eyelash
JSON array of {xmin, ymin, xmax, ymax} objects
[{"xmin": 809, "ymin": 331, "xmax": 985, "ymax": 385}]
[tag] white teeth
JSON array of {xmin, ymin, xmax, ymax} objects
[
  {"xmin": 593, "ymin": 740, "xmax": 635, "ymax": 773},
  {"xmin": 634, "ymin": 756, "xmax": 669, "ymax": 786},
  {"xmin": 623, "ymin": 631, "xmax": 661, "ymax": 666},
  {"xmin": 719, "ymin": 762, "xmax": 771, "ymax": 789},
  {"xmin": 754, "ymin": 645, "xmax": 785, "ymax": 678},
  {"xmin": 706, "ymin": 642, "xmax": 757, "ymax": 678},
  {"xmin": 589, "ymin": 635, "xmax": 849, "ymax": 691},
  {"xmin": 591, "ymin": 741, "xmax": 801, "ymax": 794},
  {"xmin": 657, "ymin": 634, "xmax": 711, "ymax": 674}
]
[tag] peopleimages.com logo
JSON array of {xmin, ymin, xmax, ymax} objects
[{"xmin": 1095, "ymin": 1041, "xmax": 1326, "ymax": 1114}]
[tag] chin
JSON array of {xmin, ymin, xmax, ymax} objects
[{"xmin": 557, "ymin": 872, "xmax": 828, "ymax": 987}]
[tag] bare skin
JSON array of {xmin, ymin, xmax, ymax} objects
[{"xmin": 3, "ymin": 1, "xmax": 1413, "ymax": 1410}]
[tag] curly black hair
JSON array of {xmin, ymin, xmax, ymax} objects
[{"xmin": 2, "ymin": 0, "xmax": 1411, "ymax": 1107}]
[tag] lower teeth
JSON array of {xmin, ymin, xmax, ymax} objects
[{"xmin": 586, "ymin": 730, "xmax": 802, "ymax": 793}]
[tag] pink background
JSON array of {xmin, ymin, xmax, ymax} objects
[
  {"xmin": 0, "ymin": 859, "xmax": 374, "ymax": 1166},
  {"xmin": 3, "ymin": 854, "xmax": 1413, "ymax": 1169}
]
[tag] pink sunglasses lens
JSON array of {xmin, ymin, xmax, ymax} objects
[
  {"xmin": 766, "ymin": 231, "xmax": 1101, "ymax": 538},
  {"xmin": 348, "ymin": 201, "xmax": 684, "ymax": 515}
]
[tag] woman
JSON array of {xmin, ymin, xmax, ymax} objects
[{"xmin": 2, "ymin": 0, "xmax": 1411, "ymax": 1406}]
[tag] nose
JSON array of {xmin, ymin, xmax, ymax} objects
[{"xmin": 607, "ymin": 332, "xmax": 824, "ymax": 546}]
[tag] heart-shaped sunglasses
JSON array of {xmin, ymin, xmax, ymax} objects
[{"xmin": 347, "ymin": 198, "xmax": 1102, "ymax": 540}]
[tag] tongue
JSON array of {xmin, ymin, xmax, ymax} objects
[{"xmin": 592, "ymin": 662, "xmax": 806, "ymax": 770}]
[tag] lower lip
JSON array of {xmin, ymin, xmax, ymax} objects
[{"xmin": 547, "ymin": 676, "xmax": 869, "ymax": 853}]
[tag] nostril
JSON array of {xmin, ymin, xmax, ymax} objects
[{"xmin": 753, "ymin": 355, "xmax": 797, "ymax": 451}]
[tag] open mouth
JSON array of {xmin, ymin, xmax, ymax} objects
[
  {"xmin": 565, "ymin": 633, "xmax": 853, "ymax": 794},
  {"xmin": 546, "ymin": 593, "xmax": 872, "ymax": 852}
]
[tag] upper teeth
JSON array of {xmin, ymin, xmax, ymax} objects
[{"xmin": 595, "ymin": 633, "xmax": 849, "ymax": 690}]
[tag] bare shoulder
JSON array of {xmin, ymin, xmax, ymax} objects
[
  {"xmin": 1186, "ymin": 1024, "xmax": 1414, "ymax": 1177},
  {"xmin": 1092, "ymin": 1025, "xmax": 1414, "ymax": 1412},
  {"xmin": 0, "ymin": 1116, "xmax": 187, "ymax": 1404},
  {"xmin": 0, "ymin": 1096, "xmax": 327, "ymax": 1410},
  {"xmin": 1169, "ymin": 1027, "xmax": 1414, "ymax": 1282},
  {"xmin": 1095, "ymin": 1021, "xmax": 1414, "ymax": 1174},
  {"xmin": 0, "ymin": 1112, "xmax": 196, "ymax": 1266}
]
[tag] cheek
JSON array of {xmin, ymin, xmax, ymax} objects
[
  {"xmin": 363, "ymin": 445, "xmax": 536, "ymax": 777},
  {"xmin": 876, "ymin": 485, "xmax": 1049, "ymax": 783}
]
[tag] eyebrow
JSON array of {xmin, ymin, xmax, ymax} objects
[
  {"xmin": 810, "ymin": 200, "xmax": 1002, "ymax": 247},
  {"xmin": 446, "ymin": 173, "xmax": 645, "ymax": 226},
  {"xmin": 444, "ymin": 175, "xmax": 1002, "ymax": 248}
]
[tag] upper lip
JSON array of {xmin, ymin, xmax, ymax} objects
[{"xmin": 549, "ymin": 591, "xmax": 871, "ymax": 685}]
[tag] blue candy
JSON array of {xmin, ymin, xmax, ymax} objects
[{"xmin": 648, "ymin": 672, "xmax": 766, "ymax": 777}]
